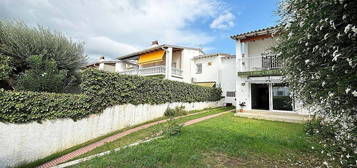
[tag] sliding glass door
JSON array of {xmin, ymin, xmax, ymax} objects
[{"xmin": 272, "ymin": 83, "xmax": 293, "ymax": 111}]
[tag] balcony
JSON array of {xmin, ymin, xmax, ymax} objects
[
  {"xmin": 240, "ymin": 55, "xmax": 282, "ymax": 71},
  {"xmin": 238, "ymin": 55, "xmax": 282, "ymax": 76},
  {"xmin": 118, "ymin": 65, "xmax": 183, "ymax": 77}
]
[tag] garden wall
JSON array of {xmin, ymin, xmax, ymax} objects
[{"xmin": 0, "ymin": 100, "xmax": 223, "ymax": 167}]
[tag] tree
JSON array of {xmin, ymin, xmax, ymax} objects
[
  {"xmin": 0, "ymin": 20, "xmax": 86, "ymax": 92},
  {"xmin": 276, "ymin": 0, "xmax": 356, "ymax": 166},
  {"xmin": 16, "ymin": 55, "xmax": 67, "ymax": 92}
]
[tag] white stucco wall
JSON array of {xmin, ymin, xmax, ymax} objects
[
  {"xmin": 0, "ymin": 100, "xmax": 223, "ymax": 168},
  {"xmin": 221, "ymin": 57, "xmax": 237, "ymax": 105},
  {"xmin": 246, "ymin": 37, "xmax": 276, "ymax": 57},
  {"xmin": 181, "ymin": 49, "xmax": 204, "ymax": 83},
  {"xmin": 193, "ymin": 56, "xmax": 221, "ymax": 83}
]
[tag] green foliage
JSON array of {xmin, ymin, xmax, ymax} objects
[
  {"xmin": 0, "ymin": 69, "xmax": 222, "ymax": 123},
  {"xmin": 162, "ymin": 118, "xmax": 183, "ymax": 136},
  {"xmin": 0, "ymin": 20, "xmax": 86, "ymax": 91},
  {"xmin": 0, "ymin": 89, "xmax": 91, "ymax": 123},
  {"xmin": 0, "ymin": 55, "xmax": 12, "ymax": 80},
  {"xmin": 15, "ymin": 55, "xmax": 67, "ymax": 92},
  {"xmin": 276, "ymin": 0, "xmax": 357, "ymax": 166},
  {"xmin": 164, "ymin": 106, "xmax": 188, "ymax": 117},
  {"xmin": 80, "ymin": 69, "xmax": 223, "ymax": 105}
]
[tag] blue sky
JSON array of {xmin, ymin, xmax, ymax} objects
[
  {"xmin": 0, "ymin": 0, "xmax": 280, "ymax": 62},
  {"xmin": 205, "ymin": 0, "xmax": 280, "ymax": 54}
]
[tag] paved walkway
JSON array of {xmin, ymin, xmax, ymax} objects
[
  {"xmin": 38, "ymin": 109, "xmax": 233, "ymax": 168},
  {"xmin": 234, "ymin": 110, "xmax": 311, "ymax": 123}
]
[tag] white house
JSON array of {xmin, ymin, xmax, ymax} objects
[
  {"xmin": 231, "ymin": 26, "xmax": 309, "ymax": 115},
  {"xmin": 192, "ymin": 53, "xmax": 236, "ymax": 106},
  {"xmin": 110, "ymin": 41, "xmax": 236, "ymax": 106}
]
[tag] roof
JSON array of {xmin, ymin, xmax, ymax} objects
[
  {"xmin": 230, "ymin": 25, "xmax": 280, "ymax": 40},
  {"xmin": 117, "ymin": 44, "xmax": 202, "ymax": 60},
  {"xmin": 81, "ymin": 60, "xmax": 120, "ymax": 69},
  {"xmin": 193, "ymin": 53, "xmax": 234, "ymax": 60}
]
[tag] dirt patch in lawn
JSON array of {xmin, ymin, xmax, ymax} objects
[{"xmin": 203, "ymin": 151, "xmax": 323, "ymax": 168}]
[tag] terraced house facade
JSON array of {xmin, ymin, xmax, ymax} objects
[{"xmin": 232, "ymin": 26, "xmax": 309, "ymax": 115}]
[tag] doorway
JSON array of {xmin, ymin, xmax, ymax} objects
[{"xmin": 251, "ymin": 84, "xmax": 269, "ymax": 110}]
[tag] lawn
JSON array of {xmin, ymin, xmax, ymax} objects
[{"xmin": 73, "ymin": 113, "xmax": 325, "ymax": 168}]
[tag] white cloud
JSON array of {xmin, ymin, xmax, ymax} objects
[
  {"xmin": 0, "ymin": 0, "xmax": 231, "ymax": 62},
  {"xmin": 210, "ymin": 12, "xmax": 235, "ymax": 30}
]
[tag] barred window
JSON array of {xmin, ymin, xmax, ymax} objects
[{"xmin": 226, "ymin": 91, "xmax": 235, "ymax": 97}]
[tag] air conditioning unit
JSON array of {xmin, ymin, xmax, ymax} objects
[{"xmin": 191, "ymin": 77, "xmax": 197, "ymax": 83}]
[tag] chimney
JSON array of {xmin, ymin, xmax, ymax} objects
[
  {"xmin": 99, "ymin": 56, "xmax": 105, "ymax": 62},
  {"xmin": 151, "ymin": 40, "xmax": 159, "ymax": 46}
]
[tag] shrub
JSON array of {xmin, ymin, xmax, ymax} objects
[
  {"xmin": 164, "ymin": 106, "xmax": 188, "ymax": 117},
  {"xmin": 15, "ymin": 55, "xmax": 68, "ymax": 93},
  {"xmin": 0, "ymin": 20, "xmax": 86, "ymax": 91},
  {"xmin": 80, "ymin": 69, "xmax": 222, "ymax": 105},
  {"xmin": 0, "ymin": 69, "xmax": 222, "ymax": 123},
  {"xmin": 276, "ymin": 0, "xmax": 357, "ymax": 166}
]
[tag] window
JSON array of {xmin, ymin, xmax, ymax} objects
[
  {"xmin": 208, "ymin": 62, "xmax": 212, "ymax": 66},
  {"xmin": 226, "ymin": 91, "xmax": 235, "ymax": 97},
  {"xmin": 196, "ymin": 63, "xmax": 202, "ymax": 74}
]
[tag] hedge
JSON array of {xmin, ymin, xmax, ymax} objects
[
  {"xmin": 0, "ymin": 69, "xmax": 222, "ymax": 123},
  {"xmin": 80, "ymin": 69, "xmax": 222, "ymax": 105}
]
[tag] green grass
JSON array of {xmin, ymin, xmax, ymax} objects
[
  {"xmin": 73, "ymin": 113, "xmax": 326, "ymax": 168},
  {"xmin": 68, "ymin": 106, "xmax": 234, "ymax": 160},
  {"xmin": 16, "ymin": 106, "xmax": 232, "ymax": 168}
]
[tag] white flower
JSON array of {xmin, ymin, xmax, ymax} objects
[
  {"xmin": 342, "ymin": 15, "xmax": 347, "ymax": 20},
  {"xmin": 352, "ymin": 26, "xmax": 357, "ymax": 34},
  {"xmin": 311, "ymin": 146, "xmax": 315, "ymax": 149},
  {"xmin": 322, "ymin": 81, "xmax": 326, "ymax": 87},
  {"xmin": 324, "ymin": 33, "xmax": 329, "ymax": 40},
  {"xmin": 344, "ymin": 24, "xmax": 352, "ymax": 33},
  {"xmin": 305, "ymin": 59, "xmax": 310, "ymax": 64},
  {"xmin": 323, "ymin": 161, "xmax": 328, "ymax": 166},
  {"xmin": 352, "ymin": 91, "xmax": 357, "ymax": 97},
  {"xmin": 332, "ymin": 50, "xmax": 341, "ymax": 61},
  {"xmin": 345, "ymin": 88, "xmax": 351, "ymax": 94}
]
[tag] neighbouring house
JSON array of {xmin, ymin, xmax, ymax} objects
[
  {"xmin": 192, "ymin": 53, "xmax": 236, "ymax": 106},
  {"xmin": 231, "ymin": 26, "xmax": 309, "ymax": 114},
  {"xmin": 112, "ymin": 41, "xmax": 236, "ymax": 106},
  {"xmin": 81, "ymin": 56, "xmax": 119, "ymax": 72}
]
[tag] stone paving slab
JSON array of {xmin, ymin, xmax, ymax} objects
[{"xmin": 234, "ymin": 110, "xmax": 311, "ymax": 123}]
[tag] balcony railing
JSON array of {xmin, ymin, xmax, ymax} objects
[
  {"xmin": 172, "ymin": 67, "xmax": 183, "ymax": 77},
  {"xmin": 118, "ymin": 65, "xmax": 183, "ymax": 77},
  {"xmin": 239, "ymin": 55, "xmax": 282, "ymax": 72}
]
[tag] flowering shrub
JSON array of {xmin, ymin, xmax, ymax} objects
[{"xmin": 276, "ymin": 0, "xmax": 357, "ymax": 166}]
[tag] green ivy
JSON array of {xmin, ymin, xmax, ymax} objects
[{"xmin": 0, "ymin": 69, "xmax": 222, "ymax": 123}]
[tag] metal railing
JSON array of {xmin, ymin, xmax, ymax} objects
[
  {"xmin": 118, "ymin": 65, "xmax": 183, "ymax": 77},
  {"xmin": 172, "ymin": 67, "xmax": 183, "ymax": 76},
  {"xmin": 238, "ymin": 55, "xmax": 282, "ymax": 71}
]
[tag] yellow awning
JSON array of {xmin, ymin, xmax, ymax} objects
[
  {"xmin": 194, "ymin": 82, "xmax": 216, "ymax": 87},
  {"xmin": 138, "ymin": 50, "xmax": 165, "ymax": 65}
]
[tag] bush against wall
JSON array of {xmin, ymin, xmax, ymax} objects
[
  {"xmin": 0, "ymin": 69, "xmax": 222, "ymax": 123},
  {"xmin": 80, "ymin": 69, "xmax": 222, "ymax": 105},
  {"xmin": 276, "ymin": 0, "xmax": 357, "ymax": 166}
]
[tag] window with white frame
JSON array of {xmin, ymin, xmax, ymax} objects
[{"xmin": 196, "ymin": 63, "xmax": 202, "ymax": 74}]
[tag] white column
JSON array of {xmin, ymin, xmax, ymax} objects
[
  {"xmin": 99, "ymin": 58, "xmax": 105, "ymax": 71},
  {"xmin": 165, "ymin": 47, "xmax": 173, "ymax": 80},
  {"xmin": 269, "ymin": 83, "xmax": 273, "ymax": 111}
]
